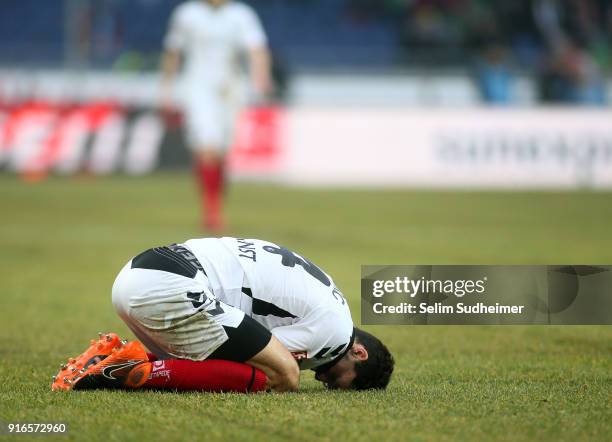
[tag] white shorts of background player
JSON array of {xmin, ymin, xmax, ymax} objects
[{"xmin": 180, "ymin": 81, "xmax": 244, "ymax": 151}]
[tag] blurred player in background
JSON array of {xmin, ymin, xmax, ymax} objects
[{"xmin": 160, "ymin": 0, "xmax": 272, "ymax": 232}]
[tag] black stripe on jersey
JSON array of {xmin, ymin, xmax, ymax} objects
[
  {"xmin": 314, "ymin": 343, "xmax": 349, "ymax": 360},
  {"xmin": 131, "ymin": 247, "xmax": 198, "ymax": 278},
  {"xmin": 314, "ymin": 347, "xmax": 331, "ymax": 359},
  {"xmin": 313, "ymin": 329, "xmax": 356, "ymax": 374},
  {"xmin": 329, "ymin": 344, "xmax": 347, "ymax": 358},
  {"xmin": 241, "ymin": 287, "xmax": 297, "ymax": 319}
]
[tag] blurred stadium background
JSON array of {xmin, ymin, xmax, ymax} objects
[
  {"xmin": 1, "ymin": 0, "xmax": 611, "ymax": 187},
  {"xmin": 1, "ymin": 2, "xmax": 612, "ymax": 440}
]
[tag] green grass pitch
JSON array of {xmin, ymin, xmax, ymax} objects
[{"xmin": 0, "ymin": 173, "xmax": 610, "ymax": 441}]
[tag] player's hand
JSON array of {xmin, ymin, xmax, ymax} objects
[
  {"xmin": 251, "ymin": 74, "xmax": 274, "ymax": 102},
  {"xmin": 159, "ymin": 86, "xmax": 174, "ymax": 113}
]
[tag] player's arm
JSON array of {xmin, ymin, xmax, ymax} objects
[
  {"xmin": 246, "ymin": 335, "xmax": 300, "ymax": 392},
  {"xmin": 206, "ymin": 312, "xmax": 299, "ymax": 392},
  {"xmin": 160, "ymin": 49, "xmax": 181, "ymax": 111},
  {"xmin": 248, "ymin": 46, "xmax": 272, "ymax": 98},
  {"xmin": 238, "ymin": 5, "xmax": 272, "ymax": 98},
  {"xmin": 161, "ymin": 49, "xmax": 181, "ymax": 84},
  {"xmin": 160, "ymin": 5, "xmax": 187, "ymax": 111}
]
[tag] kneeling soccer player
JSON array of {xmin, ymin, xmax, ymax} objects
[{"xmin": 52, "ymin": 237, "xmax": 394, "ymax": 392}]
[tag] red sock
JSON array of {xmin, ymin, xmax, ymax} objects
[
  {"xmin": 142, "ymin": 359, "xmax": 267, "ymax": 393},
  {"xmin": 195, "ymin": 160, "xmax": 224, "ymax": 229}
]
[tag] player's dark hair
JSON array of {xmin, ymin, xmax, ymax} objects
[{"xmin": 352, "ymin": 328, "xmax": 394, "ymax": 390}]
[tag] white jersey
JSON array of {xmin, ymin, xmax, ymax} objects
[
  {"xmin": 184, "ymin": 237, "xmax": 354, "ymax": 370},
  {"xmin": 164, "ymin": 1, "xmax": 267, "ymax": 90}
]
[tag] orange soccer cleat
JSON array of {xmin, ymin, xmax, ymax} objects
[{"xmin": 51, "ymin": 333, "xmax": 151, "ymax": 391}]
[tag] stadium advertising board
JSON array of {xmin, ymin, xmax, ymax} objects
[
  {"xmin": 284, "ymin": 107, "xmax": 612, "ymax": 189},
  {"xmin": 1, "ymin": 99, "xmax": 611, "ymax": 189},
  {"xmin": 0, "ymin": 100, "xmax": 283, "ymax": 178}
]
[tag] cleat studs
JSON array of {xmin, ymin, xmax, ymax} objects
[{"xmin": 60, "ymin": 364, "xmax": 67, "ymax": 370}]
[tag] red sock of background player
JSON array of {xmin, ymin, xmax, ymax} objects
[
  {"xmin": 142, "ymin": 359, "xmax": 267, "ymax": 393},
  {"xmin": 194, "ymin": 161, "xmax": 208, "ymax": 225},
  {"xmin": 195, "ymin": 159, "xmax": 224, "ymax": 230}
]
